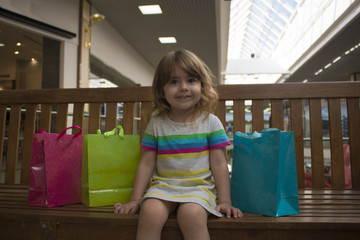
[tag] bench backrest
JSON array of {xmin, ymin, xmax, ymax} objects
[{"xmin": 1, "ymin": 82, "xmax": 359, "ymax": 188}]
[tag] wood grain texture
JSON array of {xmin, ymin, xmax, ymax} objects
[
  {"xmin": 233, "ymin": 100, "xmax": 245, "ymax": 134},
  {"xmin": 0, "ymin": 186, "xmax": 359, "ymax": 240},
  {"xmin": 270, "ymin": 99, "xmax": 284, "ymax": 130},
  {"xmin": 252, "ymin": 100, "xmax": 264, "ymax": 132},
  {"xmin": 347, "ymin": 98, "xmax": 360, "ymax": 188},
  {"xmin": 88, "ymin": 103, "xmax": 101, "ymax": 134},
  {"xmin": 55, "ymin": 104, "xmax": 68, "ymax": 133},
  {"xmin": 1, "ymin": 82, "xmax": 360, "ymax": 239},
  {"xmin": 290, "ymin": 99, "xmax": 305, "ymax": 188},
  {"xmin": 5, "ymin": 105, "xmax": 21, "ymax": 184},
  {"xmin": 73, "ymin": 103, "xmax": 84, "ymax": 129},
  {"xmin": 39, "ymin": 104, "xmax": 52, "ymax": 133},
  {"xmin": 309, "ymin": 99, "xmax": 325, "ymax": 188},
  {"xmin": 105, "ymin": 102, "xmax": 118, "ymax": 132},
  {"xmin": 215, "ymin": 100, "xmax": 226, "ymax": 129},
  {"xmin": 328, "ymin": 98, "xmax": 345, "ymax": 188},
  {"xmin": 123, "ymin": 102, "xmax": 135, "ymax": 134},
  {"xmin": 0, "ymin": 105, "xmax": 6, "ymax": 175},
  {"xmin": 20, "ymin": 104, "xmax": 37, "ymax": 184}
]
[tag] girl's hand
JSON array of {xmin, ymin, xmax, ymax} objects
[
  {"xmin": 216, "ymin": 202, "xmax": 243, "ymax": 219},
  {"xmin": 114, "ymin": 200, "xmax": 140, "ymax": 215}
]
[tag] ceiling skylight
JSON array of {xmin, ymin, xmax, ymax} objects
[{"xmin": 227, "ymin": 0, "xmax": 298, "ymax": 60}]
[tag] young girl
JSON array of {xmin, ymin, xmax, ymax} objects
[{"xmin": 114, "ymin": 49, "xmax": 242, "ymax": 240}]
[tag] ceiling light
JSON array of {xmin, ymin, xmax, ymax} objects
[
  {"xmin": 315, "ymin": 69, "xmax": 323, "ymax": 75},
  {"xmin": 158, "ymin": 37, "xmax": 177, "ymax": 44},
  {"xmin": 139, "ymin": 5, "xmax": 162, "ymax": 15},
  {"xmin": 0, "ymin": 43, "xmax": 5, "ymax": 47},
  {"xmin": 14, "ymin": 51, "xmax": 19, "ymax": 55},
  {"xmin": 324, "ymin": 63, "xmax": 332, "ymax": 69},
  {"xmin": 17, "ymin": 42, "xmax": 21, "ymax": 46},
  {"xmin": 91, "ymin": 13, "xmax": 105, "ymax": 22},
  {"xmin": 332, "ymin": 56, "xmax": 341, "ymax": 63}
]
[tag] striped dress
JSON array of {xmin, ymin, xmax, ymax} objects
[{"xmin": 140, "ymin": 112, "xmax": 230, "ymax": 217}]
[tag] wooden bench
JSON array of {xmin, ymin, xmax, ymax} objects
[{"xmin": 1, "ymin": 82, "xmax": 360, "ymax": 239}]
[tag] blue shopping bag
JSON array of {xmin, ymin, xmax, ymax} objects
[{"xmin": 230, "ymin": 128, "xmax": 299, "ymax": 217}]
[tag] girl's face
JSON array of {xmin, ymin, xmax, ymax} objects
[{"xmin": 163, "ymin": 65, "xmax": 202, "ymax": 116}]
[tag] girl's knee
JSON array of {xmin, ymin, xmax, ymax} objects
[
  {"xmin": 177, "ymin": 203, "xmax": 210, "ymax": 240},
  {"xmin": 137, "ymin": 199, "xmax": 175, "ymax": 238},
  {"xmin": 139, "ymin": 199, "xmax": 177, "ymax": 223},
  {"xmin": 177, "ymin": 203, "xmax": 208, "ymax": 227}
]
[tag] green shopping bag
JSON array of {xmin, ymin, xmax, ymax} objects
[{"xmin": 82, "ymin": 125, "xmax": 140, "ymax": 207}]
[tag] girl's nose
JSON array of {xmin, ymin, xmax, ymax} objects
[{"xmin": 179, "ymin": 80, "xmax": 188, "ymax": 91}]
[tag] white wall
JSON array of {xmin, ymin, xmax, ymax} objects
[
  {"xmin": 0, "ymin": 0, "xmax": 80, "ymax": 88},
  {"xmin": 0, "ymin": 0, "xmax": 155, "ymax": 88},
  {"xmin": 90, "ymin": 17, "xmax": 154, "ymax": 86},
  {"xmin": 0, "ymin": 0, "xmax": 79, "ymax": 44},
  {"xmin": 60, "ymin": 41, "xmax": 78, "ymax": 88}
]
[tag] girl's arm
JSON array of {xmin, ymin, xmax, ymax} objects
[
  {"xmin": 210, "ymin": 148, "xmax": 243, "ymax": 218},
  {"xmin": 114, "ymin": 150, "xmax": 156, "ymax": 214}
]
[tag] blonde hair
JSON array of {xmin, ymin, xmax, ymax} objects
[{"xmin": 152, "ymin": 49, "xmax": 218, "ymax": 118}]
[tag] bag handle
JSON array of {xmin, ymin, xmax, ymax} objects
[
  {"xmin": 97, "ymin": 125, "xmax": 124, "ymax": 139},
  {"xmin": 58, "ymin": 125, "xmax": 82, "ymax": 139}
]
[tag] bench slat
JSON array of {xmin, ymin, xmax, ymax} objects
[
  {"xmin": 252, "ymin": 100, "xmax": 264, "ymax": 132},
  {"xmin": 347, "ymin": 98, "xmax": 360, "ymax": 188},
  {"xmin": 309, "ymin": 99, "xmax": 325, "ymax": 188},
  {"xmin": 73, "ymin": 103, "xmax": 84, "ymax": 129},
  {"xmin": 328, "ymin": 98, "xmax": 345, "ymax": 188},
  {"xmin": 1, "ymin": 87, "xmax": 154, "ymax": 104},
  {"xmin": 0, "ymin": 105, "xmax": 6, "ymax": 174},
  {"xmin": 39, "ymin": 104, "xmax": 52, "ymax": 133},
  {"xmin": 216, "ymin": 82, "xmax": 360, "ymax": 100},
  {"xmin": 270, "ymin": 99, "xmax": 284, "ymax": 130},
  {"xmin": 5, "ymin": 105, "xmax": 21, "ymax": 184},
  {"xmin": 105, "ymin": 102, "xmax": 118, "ymax": 132},
  {"xmin": 140, "ymin": 102, "xmax": 152, "ymax": 141},
  {"xmin": 2, "ymin": 83, "xmax": 360, "ymax": 104},
  {"xmin": 215, "ymin": 100, "xmax": 226, "ymax": 128},
  {"xmin": 88, "ymin": 103, "xmax": 101, "ymax": 134},
  {"xmin": 20, "ymin": 104, "xmax": 37, "ymax": 184},
  {"xmin": 290, "ymin": 99, "xmax": 305, "ymax": 188},
  {"xmin": 233, "ymin": 100, "xmax": 245, "ymax": 134},
  {"xmin": 55, "ymin": 103, "xmax": 68, "ymax": 133},
  {"xmin": 123, "ymin": 102, "xmax": 135, "ymax": 134}
]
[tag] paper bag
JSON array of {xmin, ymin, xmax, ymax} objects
[
  {"xmin": 82, "ymin": 125, "xmax": 140, "ymax": 207},
  {"xmin": 230, "ymin": 128, "xmax": 299, "ymax": 217},
  {"xmin": 28, "ymin": 126, "xmax": 82, "ymax": 207}
]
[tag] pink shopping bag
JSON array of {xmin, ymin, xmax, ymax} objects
[{"xmin": 28, "ymin": 126, "xmax": 83, "ymax": 207}]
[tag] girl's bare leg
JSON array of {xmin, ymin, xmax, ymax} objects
[
  {"xmin": 136, "ymin": 198, "xmax": 177, "ymax": 240},
  {"xmin": 177, "ymin": 202, "xmax": 210, "ymax": 240}
]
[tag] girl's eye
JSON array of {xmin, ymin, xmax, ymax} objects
[
  {"xmin": 188, "ymin": 78, "xmax": 198, "ymax": 83},
  {"xmin": 169, "ymin": 79, "xmax": 178, "ymax": 85}
]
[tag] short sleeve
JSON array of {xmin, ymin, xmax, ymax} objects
[
  {"xmin": 208, "ymin": 114, "xmax": 231, "ymax": 150},
  {"xmin": 140, "ymin": 118, "xmax": 157, "ymax": 151}
]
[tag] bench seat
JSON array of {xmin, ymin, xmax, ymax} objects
[
  {"xmin": 1, "ymin": 82, "xmax": 360, "ymax": 239},
  {"xmin": 1, "ymin": 185, "xmax": 360, "ymax": 240}
]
